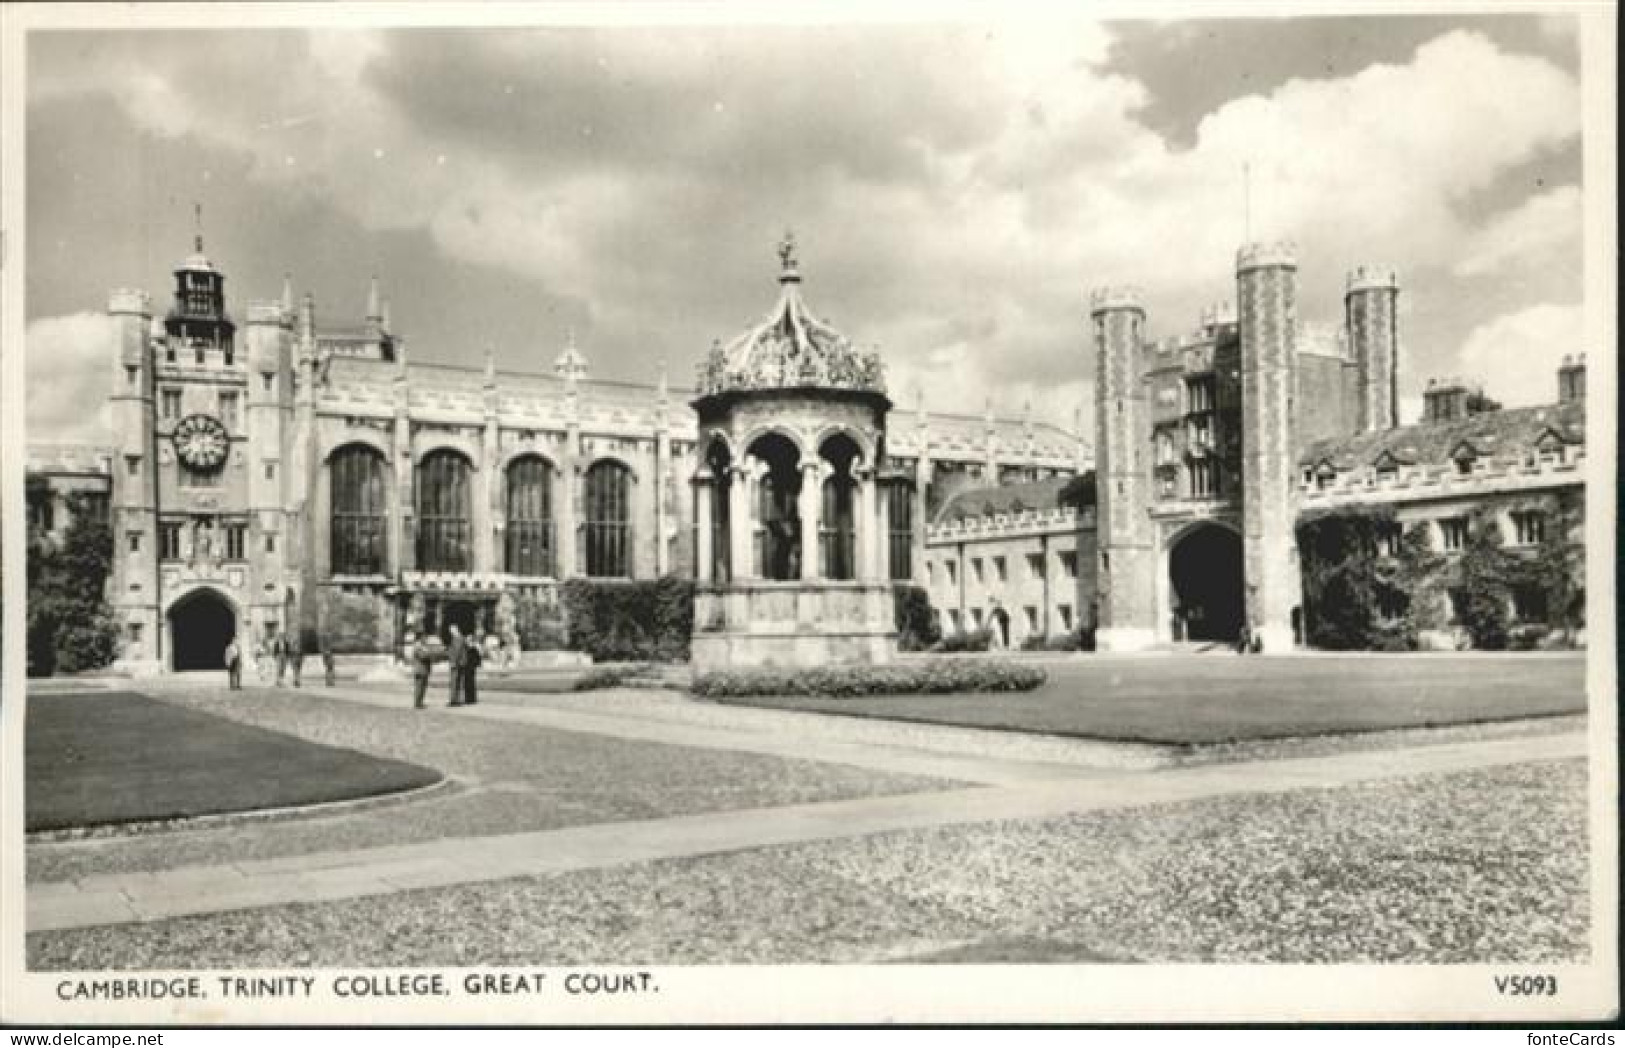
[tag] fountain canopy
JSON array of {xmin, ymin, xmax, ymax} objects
[{"xmin": 694, "ymin": 233, "xmax": 887, "ymax": 404}]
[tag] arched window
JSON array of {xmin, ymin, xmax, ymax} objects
[
  {"xmin": 506, "ymin": 456, "xmax": 555, "ymax": 577},
  {"xmin": 887, "ymin": 480, "xmax": 915, "ymax": 581},
  {"xmin": 417, "ymin": 450, "xmax": 472, "ymax": 572},
  {"xmin": 584, "ymin": 460, "xmax": 632, "ymax": 578},
  {"xmin": 331, "ymin": 445, "xmax": 388, "ymax": 575},
  {"xmin": 819, "ymin": 435, "xmax": 860, "ymax": 580}
]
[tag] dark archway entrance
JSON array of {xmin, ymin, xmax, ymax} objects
[
  {"xmin": 1169, "ymin": 524, "xmax": 1244, "ymax": 643},
  {"xmin": 168, "ymin": 589, "xmax": 237, "ymax": 672}
]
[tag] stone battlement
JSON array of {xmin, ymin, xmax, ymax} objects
[
  {"xmin": 1235, "ymin": 241, "xmax": 1298, "ymax": 271},
  {"xmin": 1346, "ymin": 265, "xmax": 1400, "ymax": 293},
  {"xmin": 1088, "ymin": 285, "xmax": 1145, "ymax": 313},
  {"xmin": 108, "ymin": 288, "xmax": 152, "ymax": 315},
  {"xmin": 245, "ymin": 301, "xmax": 287, "ymax": 324}
]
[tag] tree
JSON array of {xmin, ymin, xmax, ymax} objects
[
  {"xmin": 26, "ymin": 492, "xmax": 119, "ymax": 677},
  {"xmin": 1453, "ymin": 510, "xmax": 1514, "ymax": 650}
]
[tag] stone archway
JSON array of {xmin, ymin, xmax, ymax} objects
[
  {"xmin": 168, "ymin": 588, "xmax": 238, "ymax": 672},
  {"xmin": 1168, "ymin": 523, "xmax": 1244, "ymax": 643}
]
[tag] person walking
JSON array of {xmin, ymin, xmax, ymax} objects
[
  {"xmin": 464, "ymin": 627, "xmax": 484, "ymax": 706},
  {"xmin": 446, "ymin": 624, "xmax": 467, "ymax": 707},
  {"xmin": 223, "ymin": 635, "xmax": 242, "ymax": 691},
  {"xmin": 321, "ymin": 638, "xmax": 336, "ymax": 687},
  {"xmin": 409, "ymin": 632, "xmax": 434, "ymax": 710},
  {"xmin": 272, "ymin": 630, "xmax": 288, "ymax": 686},
  {"xmin": 287, "ymin": 629, "xmax": 304, "ymax": 688}
]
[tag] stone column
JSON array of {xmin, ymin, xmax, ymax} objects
[
  {"xmin": 728, "ymin": 463, "xmax": 753, "ymax": 580},
  {"xmin": 856, "ymin": 465, "xmax": 879, "ymax": 581},
  {"xmin": 555, "ymin": 461, "xmax": 577, "ymax": 579},
  {"xmin": 875, "ymin": 475, "xmax": 892, "ymax": 580},
  {"xmin": 799, "ymin": 458, "xmax": 822, "ymax": 581},
  {"xmin": 693, "ymin": 469, "xmax": 714, "ymax": 584}
]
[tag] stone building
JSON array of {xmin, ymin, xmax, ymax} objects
[
  {"xmin": 922, "ymin": 242, "xmax": 1587, "ymax": 652},
  {"xmin": 29, "ymin": 232, "xmax": 1588, "ymax": 670},
  {"xmin": 67, "ymin": 233, "xmax": 1084, "ymax": 673}
]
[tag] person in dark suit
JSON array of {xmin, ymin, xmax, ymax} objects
[
  {"xmin": 272, "ymin": 631, "xmax": 288, "ymax": 686},
  {"xmin": 446, "ymin": 624, "xmax": 467, "ymax": 707},
  {"xmin": 321, "ymin": 637, "xmax": 336, "ymax": 687},
  {"xmin": 409, "ymin": 633, "xmax": 435, "ymax": 710},
  {"xmin": 464, "ymin": 628, "xmax": 484, "ymax": 706}
]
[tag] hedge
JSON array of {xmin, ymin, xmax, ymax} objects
[
  {"xmin": 691, "ymin": 658, "xmax": 1047, "ymax": 699},
  {"xmin": 572, "ymin": 664, "xmax": 651, "ymax": 691},
  {"xmin": 562, "ymin": 576, "xmax": 694, "ymax": 662},
  {"xmin": 930, "ymin": 628, "xmax": 994, "ymax": 653}
]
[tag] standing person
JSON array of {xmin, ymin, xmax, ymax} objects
[
  {"xmin": 287, "ymin": 629, "xmax": 304, "ymax": 688},
  {"xmin": 409, "ymin": 632, "xmax": 433, "ymax": 710},
  {"xmin": 321, "ymin": 637, "xmax": 336, "ymax": 687},
  {"xmin": 446, "ymin": 624, "xmax": 467, "ymax": 707},
  {"xmin": 223, "ymin": 635, "xmax": 242, "ymax": 691},
  {"xmin": 464, "ymin": 627, "xmax": 484, "ymax": 706},
  {"xmin": 272, "ymin": 630, "xmax": 288, "ymax": 686}
]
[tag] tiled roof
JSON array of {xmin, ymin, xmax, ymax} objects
[
  {"xmin": 1298, "ymin": 401, "xmax": 1585, "ymax": 469},
  {"xmin": 933, "ymin": 473, "xmax": 1095, "ymax": 524}
]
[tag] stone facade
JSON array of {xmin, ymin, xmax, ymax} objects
[
  {"xmin": 51, "ymin": 236, "xmax": 1084, "ymax": 672},
  {"xmin": 30, "ymin": 235, "xmax": 1589, "ymax": 667},
  {"xmin": 925, "ymin": 243, "xmax": 1587, "ymax": 653}
]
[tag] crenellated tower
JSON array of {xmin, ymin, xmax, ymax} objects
[
  {"xmin": 1235, "ymin": 242, "xmax": 1302, "ymax": 651},
  {"xmin": 1090, "ymin": 285, "xmax": 1156, "ymax": 651},
  {"xmin": 1345, "ymin": 266, "xmax": 1400, "ymax": 432},
  {"xmin": 108, "ymin": 289, "xmax": 160, "ymax": 670}
]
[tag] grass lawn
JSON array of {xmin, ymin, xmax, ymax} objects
[
  {"xmin": 26, "ymin": 692, "xmax": 442, "ymax": 832},
  {"xmin": 708, "ymin": 652, "xmax": 1587, "ymax": 745}
]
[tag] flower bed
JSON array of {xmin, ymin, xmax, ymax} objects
[{"xmin": 691, "ymin": 659, "xmax": 1047, "ymax": 699}]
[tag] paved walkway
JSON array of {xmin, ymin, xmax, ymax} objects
[{"xmin": 28, "ymin": 683, "xmax": 1585, "ymax": 932}]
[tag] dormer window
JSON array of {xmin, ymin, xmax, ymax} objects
[
  {"xmin": 1374, "ymin": 453, "xmax": 1400, "ymax": 482},
  {"xmin": 1450, "ymin": 443, "xmax": 1478, "ymax": 475},
  {"xmin": 1313, "ymin": 462, "xmax": 1337, "ymax": 490}
]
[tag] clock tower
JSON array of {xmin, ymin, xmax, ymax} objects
[{"xmin": 111, "ymin": 226, "xmax": 295, "ymax": 673}]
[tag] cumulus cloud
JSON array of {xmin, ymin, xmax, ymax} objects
[
  {"xmin": 26, "ymin": 313, "xmax": 118, "ymax": 443},
  {"xmin": 25, "ymin": 22, "xmax": 1586, "ymax": 434},
  {"xmin": 1457, "ymin": 303, "xmax": 1583, "ymax": 407},
  {"xmin": 1454, "ymin": 186, "xmax": 1582, "ymax": 278}
]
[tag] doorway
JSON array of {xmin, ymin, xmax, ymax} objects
[
  {"xmin": 168, "ymin": 589, "xmax": 237, "ymax": 671},
  {"xmin": 1168, "ymin": 523, "xmax": 1244, "ymax": 643}
]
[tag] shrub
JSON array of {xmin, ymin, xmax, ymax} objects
[
  {"xmin": 1020, "ymin": 628, "xmax": 1095, "ymax": 652},
  {"xmin": 562, "ymin": 576, "xmax": 695, "ymax": 663},
  {"xmin": 572, "ymin": 664, "xmax": 650, "ymax": 691},
  {"xmin": 691, "ymin": 658, "xmax": 1046, "ymax": 699},
  {"xmin": 930, "ymin": 627, "xmax": 993, "ymax": 653},
  {"xmin": 892, "ymin": 584, "xmax": 942, "ymax": 652}
]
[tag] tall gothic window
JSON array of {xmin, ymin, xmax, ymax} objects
[
  {"xmin": 417, "ymin": 449, "xmax": 473, "ymax": 572},
  {"xmin": 331, "ymin": 445, "xmax": 388, "ymax": 575},
  {"xmin": 505, "ymin": 455, "xmax": 555, "ymax": 577},
  {"xmin": 887, "ymin": 480, "xmax": 915, "ymax": 581},
  {"xmin": 584, "ymin": 460, "xmax": 631, "ymax": 578},
  {"xmin": 820, "ymin": 471, "xmax": 856, "ymax": 580}
]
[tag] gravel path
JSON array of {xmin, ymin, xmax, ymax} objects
[
  {"xmin": 27, "ymin": 688, "xmax": 956, "ymax": 884},
  {"xmin": 29, "ymin": 759, "xmax": 1587, "ymax": 968}
]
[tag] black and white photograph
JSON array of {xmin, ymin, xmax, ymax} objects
[{"xmin": 0, "ymin": 0, "xmax": 1616, "ymax": 1027}]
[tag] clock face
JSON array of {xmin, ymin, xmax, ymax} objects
[{"xmin": 173, "ymin": 413, "xmax": 230, "ymax": 470}]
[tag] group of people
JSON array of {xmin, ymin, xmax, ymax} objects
[
  {"xmin": 408, "ymin": 624, "xmax": 484, "ymax": 709},
  {"xmin": 220, "ymin": 622, "xmax": 489, "ymax": 708},
  {"xmin": 222, "ymin": 632, "xmax": 336, "ymax": 690}
]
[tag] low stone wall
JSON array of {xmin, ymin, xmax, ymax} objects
[{"xmin": 691, "ymin": 580, "xmax": 897, "ymax": 670}]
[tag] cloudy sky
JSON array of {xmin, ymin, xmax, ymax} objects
[{"xmin": 24, "ymin": 10, "xmax": 1586, "ymax": 444}]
